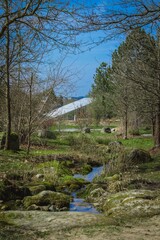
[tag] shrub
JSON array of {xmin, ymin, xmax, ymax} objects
[
  {"xmin": 96, "ymin": 137, "xmax": 111, "ymax": 145},
  {"xmin": 129, "ymin": 129, "xmax": 140, "ymax": 136},
  {"xmin": 64, "ymin": 133, "xmax": 95, "ymax": 149}
]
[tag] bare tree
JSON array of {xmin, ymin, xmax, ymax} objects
[
  {"xmin": 0, "ymin": 0, "xmax": 88, "ymax": 150},
  {"xmin": 81, "ymin": 0, "xmax": 160, "ymax": 36}
]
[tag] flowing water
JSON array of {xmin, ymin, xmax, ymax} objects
[{"xmin": 69, "ymin": 166, "xmax": 103, "ymax": 213}]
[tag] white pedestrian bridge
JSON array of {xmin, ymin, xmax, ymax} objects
[{"xmin": 46, "ymin": 97, "xmax": 92, "ymax": 119}]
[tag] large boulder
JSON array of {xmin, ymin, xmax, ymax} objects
[
  {"xmin": 82, "ymin": 127, "xmax": 91, "ymax": 133},
  {"xmin": 23, "ymin": 190, "xmax": 70, "ymax": 211},
  {"xmin": 1, "ymin": 133, "xmax": 19, "ymax": 150},
  {"xmin": 103, "ymin": 190, "xmax": 160, "ymax": 218},
  {"xmin": 0, "ymin": 179, "xmax": 31, "ymax": 201},
  {"xmin": 127, "ymin": 149, "xmax": 152, "ymax": 164},
  {"xmin": 101, "ymin": 127, "xmax": 111, "ymax": 133},
  {"xmin": 28, "ymin": 182, "xmax": 56, "ymax": 195}
]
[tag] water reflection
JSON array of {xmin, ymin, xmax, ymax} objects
[{"xmin": 69, "ymin": 166, "xmax": 103, "ymax": 213}]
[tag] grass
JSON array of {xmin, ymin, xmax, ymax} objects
[
  {"xmin": 138, "ymin": 154, "xmax": 160, "ymax": 181},
  {"xmin": 0, "ymin": 128, "xmax": 156, "ymax": 177},
  {"xmin": 120, "ymin": 137, "xmax": 154, "ymax": 150},
  {"xmin": 50, "ymin": 124, "xmax": 80, "ymax": 131},
  {"xmin": 0, "ymin": 125, "xmax": 159, "ymax": 240},
  {"xmin": 141, "ymin": 171, "xmax": 160, "ymax": 181},
  {"xmin": 31, "ymin": 147, "xmax": 70, "ymax": 156}
]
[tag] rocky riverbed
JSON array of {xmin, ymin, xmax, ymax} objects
[{"xmin": 0, "ymin": 148, "xmax": 160, "ymax": 239}]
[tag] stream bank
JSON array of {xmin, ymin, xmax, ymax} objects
[{"xmin": 70, "ymin": 166, "xmax": 103, "ymax": 213}]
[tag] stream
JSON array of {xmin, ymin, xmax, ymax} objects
[{"xmin": 69, "ymin": 166, "xmax": 103, "ymax": 213}]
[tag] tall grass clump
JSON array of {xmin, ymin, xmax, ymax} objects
[{"xmin": 64, "ymin": 133, "xmax": 96, "ymax": 150}]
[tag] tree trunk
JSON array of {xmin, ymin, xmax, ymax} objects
[
  {"xmin": 27, "ymin": 73, "xmax": 33, "ymax": 154},
  {"xmin": 154, "ymin": 102, "xmax": 160, "ymax": 147},
  {"xmin": 154, "ymin": 33, "xmax": 160, "ymax": 147},
  {"xmin": 123, "ymin": 107, "xmax": 128, "ymax": 139},
  {"xmin": 5, "ymin": 0, "xmax": 11, "ymax": 150},
  {"xmin": 151, "ymin": 117, "xmax": 156, "ymax": 137}
]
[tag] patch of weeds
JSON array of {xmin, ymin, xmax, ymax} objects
[
  {"xmin": 37, "ymin": 160, "xmax": 72, "ymax": 176},
  {"xmin": 96, "ymin": 137, "xmax": 111, "ymax": 145},
  {"xmin": 141, "ymin": 171, "xmax": 160, "ymax": 181}
]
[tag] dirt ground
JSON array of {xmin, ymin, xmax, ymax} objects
[{"xmin": 1, "ymin": 211, "xmax": 160, "ymax": 240}]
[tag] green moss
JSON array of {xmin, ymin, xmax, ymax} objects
[
  {"xmin": 103, "ymin": 190, "xmax": 160, "ymax": 214},
  {"xmin": 28, "ymin": 185, "xmax": 46, "ymax": 195},
  {"xmin": 23, "ymin": 190, "xmax": 70, "ymax": 210},
  {"xmin": 58, "ymin": 175, "xmax": 87, "ymax": 192},
  {"xmin": 0, "ymin": 180, "xmax": 31, "ymax": 201},
  {"xmin": 36, "ymin": 160, "xmax": 72, "ymax": 177},
  {"xmin": 80, "ymin": 164, "xmax": 92, "ymax": 175},
  {"xmin": 96, "ymin": 137, "xmax": 111, "ymax": 145}
]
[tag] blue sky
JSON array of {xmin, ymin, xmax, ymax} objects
[
  {"xmin": 43, "ymin": 34, "xmax": 123, "ymax": 97},
  {"xmin": 42, "ymin": 0, "xmax": 160, "ymax": 97},
  {"xmin": 39, "ymin": 0, "xmax": 125, "ymax": 98},
  {"xmin": 64, "ymin": 38, "xmax": 121, "ymax": 97}
]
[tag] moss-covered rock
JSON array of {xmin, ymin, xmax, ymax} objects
[
  {"xmin": 28, "ymin": 185, "xmax": 46, "ymax": 195},
  {"xmin": 0, "ymin": 199, "xmax": 23, "ymax": 211},
  {"xmin": 28, "ymin": 182, "xmax": 56, "ymax": 195},
  {"xmin": 0, "ymin": 179, "xmax": 31, "ymax": 201},
  {"xmin": 106, "ymin": 148, "xmax": 152, "ymax": 175},
  {"xmin": 23, "ymin": 190, "xmax": 70, "ymax": 211},
  {"xmin": 80, "ymin": 164, "xmax": 92, "ymax": 175},
  {"xmin": 127, "ymin": 149, "xmax": 152, "ymax": 164},
  {"xmin": 89, "ymin": 188, "xmax": 106, "ymax": 199},
  {"xmin": 103, "ymin": 189, "xmax": 160, "ymax": 218},
  {"xmin": 1, "ymin": 133, "xmax": 19, "ymax": 150},
  {"xmin": 59, "ymin": 175, "xmax": 87, "ymax": 192}
]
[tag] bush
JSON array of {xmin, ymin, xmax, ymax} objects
[
  {"xmin": 106, "ymin": 148, "xmax": 152, "ymax": 176},
  {"xmin": 96, "ymin": 137, "xmax": 111, "ymax": 145},
  {"xmin": 37, "ymin": 130, "xmax": 56, "ymax": 139},
  {"xmin": 129, "ymin": 129, "xmax": 140, "ymax": 136},
  {"xmin": 64, "ymin": 133, "xmax": 95, "ymax": 149}
]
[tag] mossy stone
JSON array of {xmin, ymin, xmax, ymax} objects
[
  {"xmin": 23, "ymin": 190, "xmax": 70, "ymax": 210},
  {"xmin": 103, "ymin": 190, "xmax": 160, "ymax": 218},
  {"xmin": 29, "ymin": 185, "xmax": 46, "ymax": 195},
  {"xmin": 81, "ymin": 164, "xmax": 92, "ymax": 175},
  {"xmin": 0, "ymin": 180, "xmax": 31, "ymax": 201},
  {"xmin": 1, "ymin": 133, "xmax": 19, "ymax": 150},
  {"xmin": 127, "ymin": 149, "xmax": 152, "ymax": 164}
]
